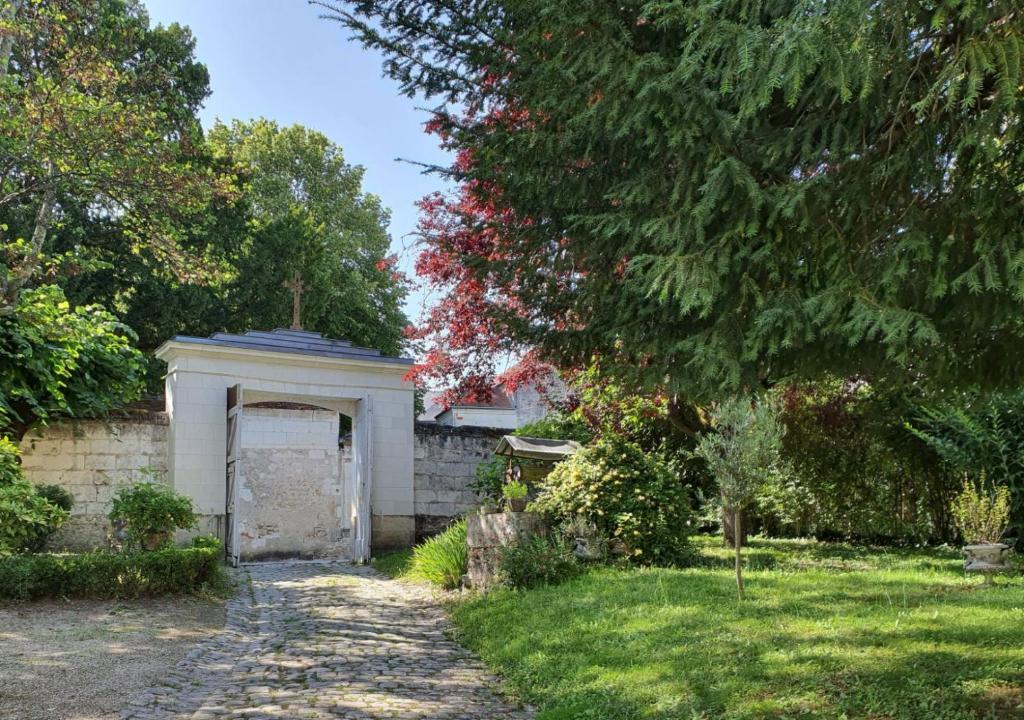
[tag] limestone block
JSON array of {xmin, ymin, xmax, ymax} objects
[{"xmin": 466, "ymin": 511, "xmax": 545, "ymax": 589}]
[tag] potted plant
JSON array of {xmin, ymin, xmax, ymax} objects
[
  {"xmin": 109, "ymin": 477, "xmax": 197, "ymax": 552},
  {"xmin": 952, "ymin": 473, "xmax": 1012, "ymax": 585},
  {"xmin": 503, "ymin": 479, "xmax": 529, "ymax": 512}
]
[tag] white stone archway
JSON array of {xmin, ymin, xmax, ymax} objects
[{"xmin": 155, "ymin": 329, "xmax": 415, "ymax": 563}]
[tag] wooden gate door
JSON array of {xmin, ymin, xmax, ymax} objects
[{"xmin": 225, "ymin": 384, "xmax": 243, "ymax": 566}]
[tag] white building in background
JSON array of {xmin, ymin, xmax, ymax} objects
[{"xmin": 419, "ymin": 376, "xmax": 566, "ymax": 430}]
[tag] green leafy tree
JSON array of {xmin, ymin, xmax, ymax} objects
[
  {"xmin": 0, "ymin": 0, "xmax": 233, "ymax": 312},
  {"xmin": 0, "ymin": 285, "xmax": 145, "ymax": 440},
  {"xmin": 326, "ymin": 0, "xmax": 1024, "ymax": 397},
  {"xmin": 208, "ymin": 119, "xmax": 407, "ymax": 353},
  {"xmin": 694, "ymin": 396, "xmax": 786, "ymax": 599}
]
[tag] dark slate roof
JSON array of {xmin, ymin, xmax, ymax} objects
[{"xmin": 166, "ymin": 329, "xmax": 413, "ymax": 365}]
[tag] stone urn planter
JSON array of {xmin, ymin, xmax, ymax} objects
[
  {"xmin": 507, "ymin": 497, "xmax": 528, "ymax": 513},
  {"xmin": 142, "ymin": 530, "xmax": 172, "ymax": 551},
  {"xmin": 963, "ymin": 543, "xmax": 1012, "ymax": 585}
]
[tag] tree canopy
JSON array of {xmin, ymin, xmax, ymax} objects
[
  {"xmin": 0, "ymin": 0, "xmax": 233, "ymax": 313},
  {"xmin": 326, "ymin": 0, "xmax": 1024, "ymax": 398},
  {"xmin": 208, "ymin": 119, "xmax": 408, "ymax": 354},
  {"xmin": 0, "ymin": 285, "xmax": 145, "ymax": 440}
]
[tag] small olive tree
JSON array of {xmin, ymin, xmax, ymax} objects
[{"xmin": 695, "ymin": 396, "xmax": 786, "ymax": 599}]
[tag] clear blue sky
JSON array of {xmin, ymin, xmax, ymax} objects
[{"xmin": 144, "ymin": 0, "xmax": 451, "ymax": 322}]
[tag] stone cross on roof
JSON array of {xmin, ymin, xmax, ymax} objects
[{"xmin": 281, "ymin": 271, "xmax": 310, "ymax": 330}]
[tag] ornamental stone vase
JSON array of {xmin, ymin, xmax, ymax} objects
[{"xmin": 963, "ymin": 543, "xmax": 1012, "ymax": 585}]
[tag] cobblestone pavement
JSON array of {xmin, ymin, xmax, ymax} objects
[{"xmin": 121, "ymin": 562, "xmax": 533, "ymax": 720}]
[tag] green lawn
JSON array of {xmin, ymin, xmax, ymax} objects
[{"xmin": 447, "ymin": 536, "xmax": 1024, "ymax": 720}]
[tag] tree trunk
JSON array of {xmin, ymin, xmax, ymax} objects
[
  {"xmin": 1, "ymin": 180, "xmax": 54, "ymax": 314},
  {"xmin": 734, "ymin": 508, "xmax": 745, "ymax": 601},
  {"xmin": 0, "ymin": 0, "xmax": 23, "ymax": 78},
  {"xmin": 722, "ymin": 504, "xmax": 748, "ymax": 548}
]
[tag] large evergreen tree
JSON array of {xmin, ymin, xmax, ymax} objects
[{"xmin": 325, "ymin": 0, "xmax": 1024, "ymax": 398}]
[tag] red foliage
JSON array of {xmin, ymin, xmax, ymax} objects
[{"xmin": 406, "ymin": 109, "xmax": 568, "ymax": 405}]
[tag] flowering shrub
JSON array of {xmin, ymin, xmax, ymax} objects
[{"xmin": 532, "ymin": 438, "xmax": 693, "ymax": 565}]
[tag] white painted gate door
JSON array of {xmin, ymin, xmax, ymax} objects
[
  {"xmin": 225, "ymin": 384, "xmax": 243, "ymax": 566},
  {"xmin": 350, "ymin": 396, "xmax": 372, "ymax": 562}
]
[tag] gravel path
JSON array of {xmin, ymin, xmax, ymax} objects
[
  {"xmin": 121, "ymin": 562, "xmax": 532, "ymax": 720},
  {"xmin": 0, "ymin": 596, "xmax": 225, "ymax": 720}
]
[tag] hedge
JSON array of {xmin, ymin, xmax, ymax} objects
[{"xmin": 0, "ymin": 538, "xmax": 224, "ymax": 601}]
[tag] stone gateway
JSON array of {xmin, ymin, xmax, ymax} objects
[{"xmin": 155, "ymin": 328, "xmax": 415, "ymax": 563}]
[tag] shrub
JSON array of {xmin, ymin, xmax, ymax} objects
[
  {"xmin": 408, "ymin": 519, "xmax": 468, "ymax": 589},
  {"xmin": 110, "ymin": 479, "xmax": 196, "ymax": 551},
  {"xmin": 0, "ymin": 439, "xmax": 69, "ymax": 554},
  {"xmin": 0, "ymin": 437, "xmax": 21, "ymax": 485},
  {"xmin": 0, "ymin": 536, "xmax": 224, "ymax": 601},
  {"xmin": 777, "ymin": 381, "xmax": 955, "ymax": 544},
  {"xmin": 499, "ymin": 533, "xmax": 579, "ymax": 589},
  {"xmin": 952, "ymin": 473, "xmax": 1011, "ymax": 544},
  {"xmin": 34, "ymin": 483, "xmax": 74, "ymax": 512},
  {"xmin": 21, "ymin": 484, "xmax": 75, "ymax": 552},
  {"xmin": 909, "ymin": 390, "xmax": 1024, "ymax": 544},
  {"xmin": 503, "ymin": 479, "xmax": 527, "ymax": 501},
  {"xmin": 533, "ymin": 438, "xmax": 693, "ymax": 565},
  {"xmin": 470, "ymin": 456, "xmax": 506, "ymax": 505},
  {"xmin": 0, "ymin": 480, "xmax": 69, "ymax": 555}
]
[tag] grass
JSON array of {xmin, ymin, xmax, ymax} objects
[
  {"xmin": 447, "ymin": 535, "xmax": 1024, "ymax": 720},
  {"xmin": 372, "ymin": 548, "xmax": 413, "ymax": 579}
]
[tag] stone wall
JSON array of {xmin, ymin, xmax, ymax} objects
[
  {"xmin": 19, "ymin": 413, "xmax": 507, "ymax": 552},
  {"xmin": 237, "ymin": 407, "xmax": 348, "ymax": 560},
  {"xmin": 413, "ymin": 422, "xmax": 501, "ymax": 541},
  {"xmin": 19, "ymin": 410, "xmax": 169, "ymax": 550}
]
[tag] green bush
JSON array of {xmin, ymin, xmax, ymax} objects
[
  {"xmin": 0, "ymin": 537, "xmax": 223, "ymax": 600},
  {"xmin": 533, "ymin": 438, "xmax": 693, "ymax": 565},
  {"xmin": 34, "ymin": 484, "xmax": 74, "ymax": 512},
  {"xmin": 22, "ymin": 484, "xmax": 75, "ymax": 552},
  {"xmin": 0, "ymin": 480, "xmax": 69, "ymax": 556},
  {"xmin": 110, "ymin": 480, "xmax": 196, "ymax": 551},
  {"xmin": 470, "ymin": 456, "xmax": 506, "ymax": 505},
  {"xmin": 776, "ymin": 381, "xmax": 957, "ymax": 544},
  {"xmin": 499, "ymin": 533, "xmax": 579, "ymax": 589},
  {"xmin": 0, "ymin": 437, "xmax": 21, "ymax": 485},
  {"xmin": 408, "ymin": 519, "xmax": 468, "ymax": 589},
  {"xmin": 0, "ymin": 439, "xmax": 69, "ymax": 554},
  {"xmin": 909, "ymin": 390, "xmax": 1024, "ymax": 545}
]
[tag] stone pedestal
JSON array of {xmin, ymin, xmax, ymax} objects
[{"xmin": 466, "ymin": 511, "xmax": 545, "ymax": 589}]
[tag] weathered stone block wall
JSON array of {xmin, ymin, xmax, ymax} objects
[
  {"xmin": 413, "ymin": 422, "xmax": 501, "ymax": 540},
  {"xmin": 237, "ymin": 407, "xmax": 348, "ymax": 560},
  {"xmin": 19, "ymin": 411, "xmax": 169, "ymax": 550}
]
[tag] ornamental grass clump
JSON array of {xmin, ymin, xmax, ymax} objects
[
  {"xmin": 952, "ymin": 473, "xmax": 1011, "ymax": 545},
  {"xmin": 533, "ymin": 438, "xmax": 693, "ymax": 566},
  {"xmin": 408, "ymin": 518, "xmax": 467, "ymax": 589}
]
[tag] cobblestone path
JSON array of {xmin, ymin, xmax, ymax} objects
[{"xmin": 121, "ymin": 562, "xmax": 533, "ymax": 720}]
